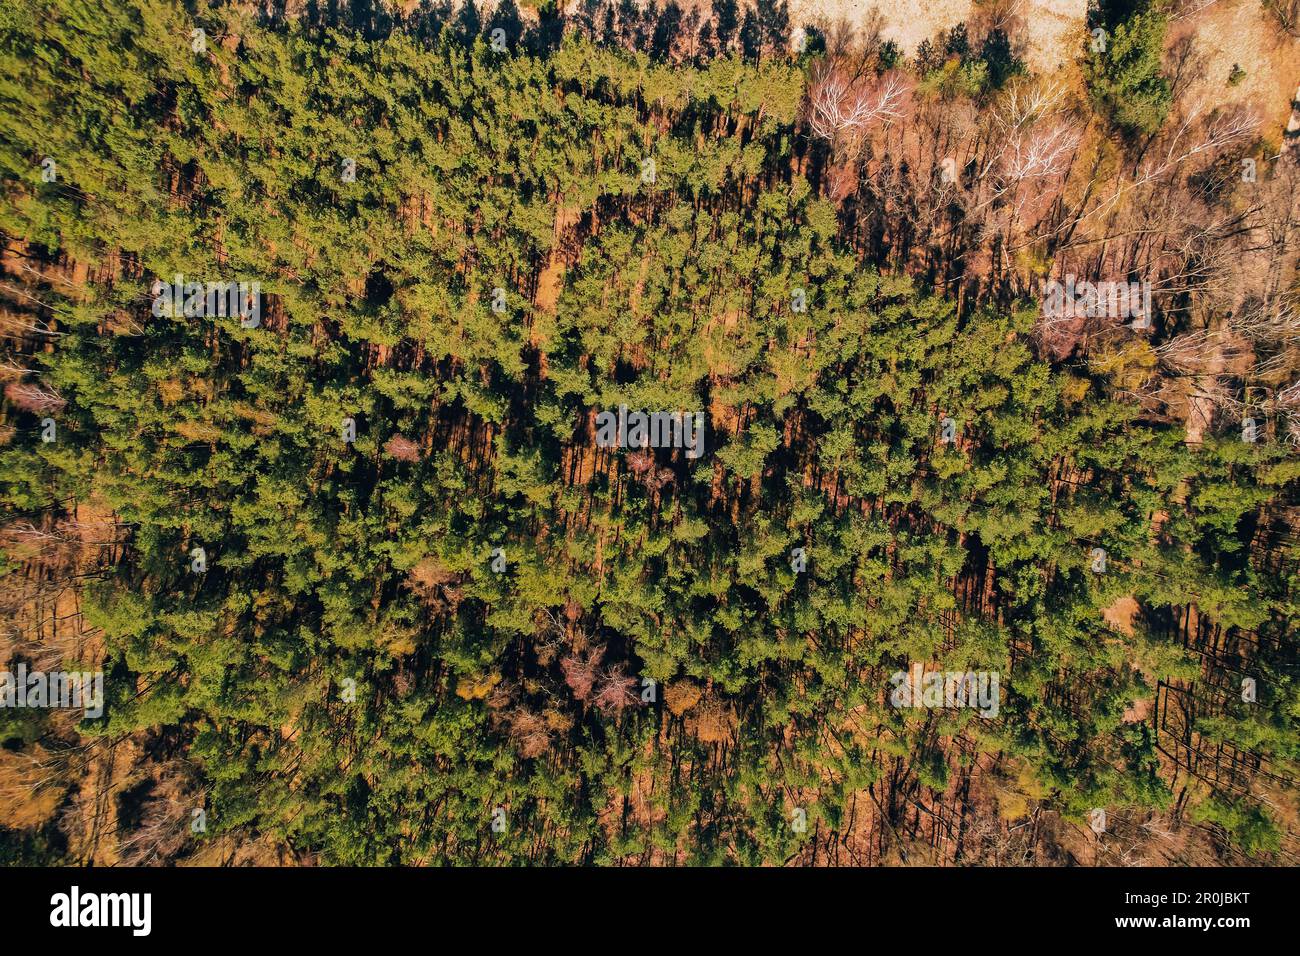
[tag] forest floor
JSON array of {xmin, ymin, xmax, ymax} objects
[
  {"xmin": 1168, "ymin": 0, "xmax": 1300, "ymax": 145},
  {"xmin": 785, "ymin": 0, "xmax": 1085, "ymax": 74},
  {"xmin": 548, "ymin": 0, "xmax": 1086, "ymax": 71}
]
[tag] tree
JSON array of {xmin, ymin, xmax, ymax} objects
[{"xmin": 1085, "ymin": 6, "xmax": 1172, "ymax": 136}]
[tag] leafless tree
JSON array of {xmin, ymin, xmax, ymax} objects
[
  {"xmin": 999, "ymin": 122, "xmax": 1082, "ymax": 185},
  {"xmin": 383, "ymin": 434, "xmax": 421, "ymax": 462},
  {"xmin": 807, "ymin": 64, "xmax": 909, "ymax": 146},
  {"xmin": 561, "ymin": 646, "xmax": 602, "ymax": 703},
  {"xmin": 593, "ymin": 665, "xmax": 639, "ymax": 713},
  {"xmin": 3, "ymin": 379, "xmax": 65, "ymax": 413}
]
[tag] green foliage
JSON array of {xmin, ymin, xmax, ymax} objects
[
  {"xmin": 1085, "ymin": 7, "xmax": 1173, "ymax": 135},
  {"xmin": 0, "ymin": 0, "xmax": 1294, "ymax": 867}
]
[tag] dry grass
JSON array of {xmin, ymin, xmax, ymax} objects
[
  {"xmin": 1172, "ymin": 0, "xmax": 1300, "ymax": 145},
  {"xmin": 787, "ymin": 0, "xmax": 1088, "ymax": 73}
]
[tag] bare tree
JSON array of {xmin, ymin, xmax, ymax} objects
[
  {"xmin": 3, "ymin": 379, "xmax": 65, "ymax": 413},
  {"xmin": 383, "ymin": 433, "xmax": 421, "ymax": 462},
  {"xmin": 593, "ymin": 665, "xmax": 639, "ymax": 713},
  {"xmin": 806, "ymin": 63, "xmax": 909, "ymax": 147}
]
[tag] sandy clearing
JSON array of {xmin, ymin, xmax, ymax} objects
[
  {"xmin": 1172, "ymin": 0, "xmax": 1300, "ymax": 143},
  {"xmin": 788, "ymin": 0, "xmax": 1086, "ymax": 73},
  {"xmin": 1102, "ymin": 594, "xmax": 1139, "ymax": 635},
  {"xmin": 553, "ymin": 0, "xmax": 1089, "ymax": 73}
]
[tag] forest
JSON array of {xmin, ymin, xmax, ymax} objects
[{"xmin": 0, "ymin": 0, "xmax": 1297, "ymax": 866}]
